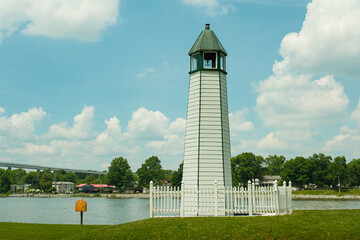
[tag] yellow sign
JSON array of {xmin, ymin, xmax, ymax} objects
[{"xmin": 75, "ymin": 199, "xmax": 87, "ymax": 212}]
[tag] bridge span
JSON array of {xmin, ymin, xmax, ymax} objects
[{"xmin": 0, "ymin": 161, "xmax": 107, "ymax": 175}]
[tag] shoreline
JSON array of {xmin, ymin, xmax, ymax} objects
[
  {"xmin": 8, "ymin": 193, "xmax": 150, "ymax": 199},
  {"xmin": 7, "ymin": 193, "xmax": 360, "ymax": 200},
  {"xmin": 293, "ymin": 194, "xmax": 360, "ymax": 200}
]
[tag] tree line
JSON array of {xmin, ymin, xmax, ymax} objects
[
  {"xmin": 232, "ymin": 153, "xmax": 360, "ymax": 188},
  {"xmin": 1, "ymin": 152, "xmax": 360, "ymax": 194},
  {"xmin": 0, "ymin": 168, "xmax": 105, "ymax": 194},
  {"xmin": 106, "ymin": 152, "xmax": 360, "ymax": 191}
]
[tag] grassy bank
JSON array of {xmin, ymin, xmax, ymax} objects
[
  {"xmin": 293, "ymin": 188, "xmax": 360, "ymax": 196},
  {"xmin": 1, "ymin": 210, "xmax": 360, "ymax": 240}
]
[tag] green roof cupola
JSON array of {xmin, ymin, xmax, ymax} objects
[{"xmin": 189, "ymin": 24, "xmax": 227, "ymax": 73}]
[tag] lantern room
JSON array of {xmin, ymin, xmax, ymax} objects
[{"xmin": 189, "ymin": 24, "xmax": 227, "ymax": 73}]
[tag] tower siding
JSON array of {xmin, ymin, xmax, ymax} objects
[{"xmin": 183, "ymin": 25, "xmax": 231, "ymax": 216}]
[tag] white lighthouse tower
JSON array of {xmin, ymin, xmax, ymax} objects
[{"xmin": 182, "ymin": 24, "xmax": 232, "ymax": 216}]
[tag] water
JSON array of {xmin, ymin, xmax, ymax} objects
[
  {"xmin": 293, "ymin": 199, "xmax": 360, "ymax": 210},
  {"xmin": 0, "ymin": 197, "xmax": 149, "ymax": 225},
  {"xmin": 1, "ymin": 197, "xmax": 360, "ymax": 225}
]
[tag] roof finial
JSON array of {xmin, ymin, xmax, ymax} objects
[{"xmin": 205, "ymin": 24, "xmax": 210, "ymax": 30}]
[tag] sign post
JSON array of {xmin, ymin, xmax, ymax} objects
[{"xmin": 75, "ymin": 199, "xmax": 87, "ymax": 225}]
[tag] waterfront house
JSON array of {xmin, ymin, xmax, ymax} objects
[
  {"xmin": 52, "ymin": 181, "xmax": 75, "ymax": 193},
  {"xmin": 11, "ymin": 184, "xmax": 31, "ymax": 193},
  {"xmin": 262, "ymin": 175, "xmax": 282, "ymax": 185}
]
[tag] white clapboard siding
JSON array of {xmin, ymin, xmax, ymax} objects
[{"xmin": 182, "ymin": 69, "xmax": 232, "ymax": 216}]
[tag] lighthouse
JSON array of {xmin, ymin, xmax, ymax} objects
[{"xmin": 182, "ymin": 24, "xmax": 232, "ymax": 216}]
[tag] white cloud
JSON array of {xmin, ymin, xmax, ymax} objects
[
  {"xmin": 100, "ymin": 162, "xmax": 110, "ymax": 169},
  {"xmin": 126, "ymin": 107, "xmax": 170, "ymax": 140},
  {"xmin": 0, "ymin": 107, "xmax": 5, "ymax": 114},
  {"xmin": 256, "ymin": 132, "xmax": 286, "ymax": 150},
  {"xmin": 256, "ymin": 74, "xmax": 349, "ymax": 128},
  {"xmin": 145, "ymin": 116, "xmax": 185, "ymax": 153},
  {"xmin": 168, "ymin": 118, "xmax": 186, "ymax": 134},
  {"xmin": 0, "ymin": 107, "xmax": 46, "ymax": 139},
  {"xmin": 48, "ymin": 106, "xmax": 94, "ymax": 139},
  {"xmin": 275, "ymin": 0, "xmax": 360, "ymax": 77},
  {"xmin": 182, "ymin": 0, "xmax": 230, "ymax": 15},
  {"xmin": 146, "ymin": 134, "xmax": 184, "ymax": 155},
  {"xmin": 322, "ymin": 102, "xmax": 360, "ymax": 158},
  {"xmin": 255, "ymin": 0, "xmax": 360, "ymax": 131},
  {"xmin": 0, "ymin": 106, "xmax": 186, "ymax": 170},
  {"xmin": 136, "ymin": 68, "xmax": 156, "ymax": 78},
  {"xmin": 95, "ymin": 117, "xmax": 122, "ymax": 146},
  {"xmin": 0, "ymin": 0, "xmax": 119, "ymax": 43},
  {"xmin": 350, "ymin": 100, "xmax": 360, "ymax": 127},
  {"xmin": 229, "ymin": 108, "xmax": 255, "ymax": 132},
  {"xmin": 253, "ymin": 0, "xmax": 360, "ymax": 158},
  {"xmin": 322, "ymin": 134, "xmax": 350, "ymax": 152}
]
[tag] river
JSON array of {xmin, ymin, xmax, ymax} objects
[{"xmin": 1, "ymin": 197, "xmax": 360, "ymax": 225}]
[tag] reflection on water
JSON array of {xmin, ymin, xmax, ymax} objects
[{"xmin": 1, "ymin": 197, "xmax": 359, "ymax": 224}]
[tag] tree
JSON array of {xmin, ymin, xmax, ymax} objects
[
  {"xmin": 163, "ymin": 169, "xmax": 174, "ymax": 183},
  {"xmin": 0, "ymin": 169, "xmax": 11, "ymax": 193},
  {"xmin": 231, "ymin": 152, "xmax": 265, "ymax": 186},
  {"xmin": 137, "ymin": 156, "xmax": 164, "ymax": 188},
  {"xmin": 347, "ymin": 158, "xmax": 360, "ymax": 186},
  {"xmin": 22, "ymin": 171, "xmax": 41, "ymax": 188},
  {"xmin": 9, "ymin": 168, "xmax": 27, "ymax": 184},
  {"xmin": 170, "ymin": 162, "xmax": 183, "ymax": 188},
  {"xmin": 85, "ymin": 175, "xmax": 96, "ymax": 184},
  {"xmin": 107, "ymin": 157, "xmax": 135, "ymax": 192},
  {"xmin": 264, "ymin": 155, "xmax": 285, "ymax": 176},
  {"xmin": 63, "ymin": 172, "xmax": 78, "ymax": 183},
  {"xmin": 281, "ymin": 156, "xmax": 311, "ymax": 187},
  {"xmin": 308, "ymin": 153, "xmax": 332, "ymax": 187},
  {"xmin": 39, "ymin": 172, "xmax": 53, "ymax": 192},
  {"xmin": 328, "ymin": 156, "xmax": 347, "ymax": 187}
]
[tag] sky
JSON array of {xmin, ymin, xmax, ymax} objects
[{"xmin": 1, "ymin": 0, "xmax": 360, "ymax": 172}]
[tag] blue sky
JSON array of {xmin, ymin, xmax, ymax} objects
[{"xmin": 1, "ymin": 0, "xmax": 360, "ymax": 171}]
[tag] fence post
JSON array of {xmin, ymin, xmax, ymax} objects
[
  {"xmin": 180, "ymin": 181, "xmax": 184, "ymax": 217},
  {"xmin": 150, "ymin": 181, "xmax": 153, "ymax": 218},
  {"xmin": 248, "ymin": 180, "xmax": 252, "ymax": 216},
  {"xmin": 289, "ymin": 181, "xmax": 293, "ymax": 214},
  {"xmin": 283, "ymin": 181, "xmax": 287, "ymax": 214},
  {"xmin": 252, "ymin": 181, "xmax": 255, "ymax": 214},
  {"xmin": 214, "ymin": 180, "xmax": 218, "ymax": 217},
  {"xmin": 274, "ymin": 180, "xmax": 279, "ymax": 215}
]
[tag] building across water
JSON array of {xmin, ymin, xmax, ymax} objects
[
  {"xmin": 76, "ymin": 183, "xmax": 114, "ymax": 193},
  {"xmin": 52, "ymin": 181, "xmax": 75, "ymax": 193}
]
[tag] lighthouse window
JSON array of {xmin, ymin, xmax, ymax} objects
[
  {"xmin": 191, "ymin": 53, "xmax": 200, "ymax": 71},
  {"xmin": 220, "ymin": 54, "xmax": 225, "ymax": 70},
  {"xmin": 204, "ymin": 52, "xmax": 216, "ymax": 69}
]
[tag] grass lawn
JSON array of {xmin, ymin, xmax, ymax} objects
[
  {"xmin": 1, "ymin": 210, "xmax": 360, "ymax": 240},
  {"xmin": 293, "ymin": 188, "xmax": 360, "ymax": 196},
  {"xmin": 0, "ymin": 223, "xmax": 104, "ymax": 240}
]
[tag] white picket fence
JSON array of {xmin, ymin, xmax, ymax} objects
[{"xmin": 149, "ymin": 180, "xmax": 292, "ymax": 218}]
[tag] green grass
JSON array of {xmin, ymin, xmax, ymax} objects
[
  {"xmin": 1, "ymin": 210, "xmax": 360, "ymax": 240},
  {"xmin": 293, "ymin": 188, "xmax": 360, "ymax": 196},
  {"xmin": 0, "ymin": 223, "xmax": 103, "ymax": 240}
]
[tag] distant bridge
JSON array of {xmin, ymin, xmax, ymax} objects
[{"xmin": 0, "ymin": 162, "xmax": 107, "ymax": 175}]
